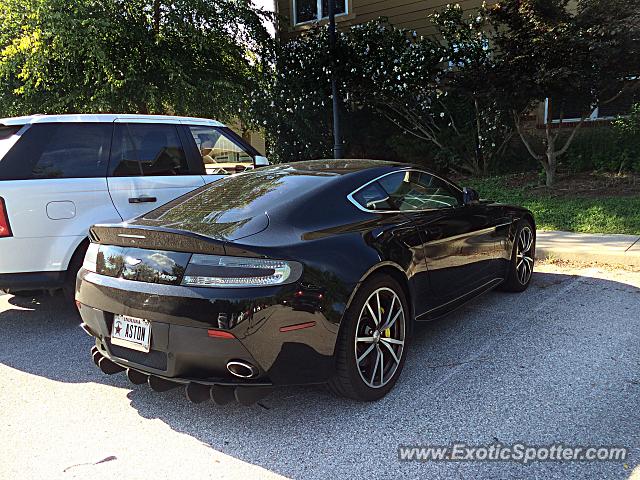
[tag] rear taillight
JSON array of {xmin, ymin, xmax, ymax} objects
[
  {"xmin": 0, "ymin": 197, "xmax": 12, "ymax": 238},
  {"xmin": 181, "ymin": 254, "xmax": 303, "ymax": 288}
]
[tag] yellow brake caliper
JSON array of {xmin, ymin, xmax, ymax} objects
[{"xmin": 379, "ymin": 306, "xmax": 391, "ymax": 337}]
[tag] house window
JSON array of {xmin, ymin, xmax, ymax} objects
[
  {"xmin": 545, "ymin": 89, "xmax": 640, "ymax": 124},
  {"xmin": 294, "ymin": 0, "xmax": 347, "ymax": 25}
]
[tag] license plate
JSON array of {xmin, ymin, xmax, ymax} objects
[{"xmin": 111, "ymin": 314, "xmax": 151, "ymax": 353}]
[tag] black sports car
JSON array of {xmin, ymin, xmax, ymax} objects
[{"xmin": 76, "ymin": 160, "xmax": 535, "ymax": 404}]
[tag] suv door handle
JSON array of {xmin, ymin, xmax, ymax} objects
[{"xmin": 128, "ymin": 196, "xmax": 157, "ymax": 204}]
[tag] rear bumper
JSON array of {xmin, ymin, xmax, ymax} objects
[
  {"xmin": 76, "ymin": 268, "xmax": 341, "ymax": 386},
  {"xmin": 81, "ymin": 304, "xmax": 270, "ymax": 384},
  {"xmin": 0, "ymin": 271, "xmax": 66, "ymax": 291}
]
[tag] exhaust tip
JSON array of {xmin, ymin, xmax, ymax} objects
[{"xmin": 226, "ymin": 360, "xmax": 258, "ymax": 379}]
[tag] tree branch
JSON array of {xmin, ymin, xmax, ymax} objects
[
  {"xmin": 378, "ymin": 109, "xmax": 443, "ymax": 147},
  {"xmin": 438, "ymin": 99, "xmax": 461, "ymax": 137},
  {"xmin": 557, "ymin": 117, "xmax": 587, "ymax": 157},
  {"xmin": 600, "ymin": 80, "xmax": 640, "ymax": 106},
  {"xmin": 513, "ymin": 110, "xmax": 545, "ymax": 162}
]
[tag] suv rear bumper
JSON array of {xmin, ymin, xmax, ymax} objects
[{"xmin": 0, "ymin": 271, "xmax": 66, "ymax": 292}]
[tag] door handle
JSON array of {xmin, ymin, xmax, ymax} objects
[{"xmin": 128, "ymin": 196, "xmax": 157, "ymax": 204}]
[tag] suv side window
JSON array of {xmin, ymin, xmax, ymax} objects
[
  {"xmin": 188, "ymin": 126, "xmax": 254, "ymax": 175},
  {"xmin": 110, "ymin": 124, "xmax": 189, "ymax": 177},
  {"xmin": 0, "ymin": 123, "xmax": 111, "ymax": 180}
]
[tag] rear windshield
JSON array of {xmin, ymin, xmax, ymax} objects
[{"xmin": 144, "ymin": 167, "xmax": 335, "ymax": 224}]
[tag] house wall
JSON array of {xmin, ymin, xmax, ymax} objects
[{"xmin": 277, "ymin": 0, "xmax": 496, "ymax": 37}]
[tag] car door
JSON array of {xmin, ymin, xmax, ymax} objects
[
  {"xmin": 182, "ymin": 125, "xmax": 262, "ymax": 185},
  {"xmin": 378, "ymin": 170, "xmax": 501, "ymax": 303},
  {"xmin": 107, "ymin": 122, "xmax": 205, "ymax": 221}
]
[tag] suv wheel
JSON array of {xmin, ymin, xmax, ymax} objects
[{"xmin": 63, "ymin": 242, "xmax": 88, "ymax": 301}]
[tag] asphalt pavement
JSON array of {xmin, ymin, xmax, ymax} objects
[{"xmin": 0, "ymin": 264, "xmax": 638, "ymax": 480}]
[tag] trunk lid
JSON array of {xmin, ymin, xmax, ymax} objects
[{"xmin": 89, "ymin": 225, "xmax": 228, "ymax": 286}]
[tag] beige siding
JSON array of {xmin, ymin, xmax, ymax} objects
[
  {"xmin": 228, "ymin": 120, "xmax": 267, "ymax": 156},
  {"xmin": 279, "ymin": 0, "xmax": 494, "ymax": 36}
]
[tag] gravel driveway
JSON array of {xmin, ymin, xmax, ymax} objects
[{"xmin": 1, "ymin": 264, "xmax": 638, "ymax": 480}]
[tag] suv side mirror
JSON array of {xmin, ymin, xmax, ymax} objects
[
  {"xmin": 254, "ymin": 155, "xmax": 269, "ymax": 167},
  {"xmin": 463, "ymin": 187, "xmax": 480, "ymax": 205}
]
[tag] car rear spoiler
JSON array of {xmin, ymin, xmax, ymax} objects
[{"xmin": 89, "ymin": 224, "xmax": 227, "ymax": 256}]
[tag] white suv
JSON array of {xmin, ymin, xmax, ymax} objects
[{"xmin": 0, "ymin": 114, "xmax": 268, "ymax": 296}]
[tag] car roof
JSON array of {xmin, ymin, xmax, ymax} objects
[
  {"xmin": 265, "ymin": 159, "xmax": 463, "ymax": 196},
  {"xmin": 263, "ymin": 159, "xmax": 410, "ymax": 176},
  {"xmin": 261, "ymin": 159, "xmax": 454, "ymax": 184},
  {"xmin": 0, "ymin": 114, "xmax": 225, "ymax": 127}
]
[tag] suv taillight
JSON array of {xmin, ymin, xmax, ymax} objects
[{"xmin": 0, "ymin": 197, "xmax": 12, "ymax": 238}]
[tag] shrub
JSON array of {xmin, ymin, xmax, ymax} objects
[{"xmin": 563, "ymin": 124, "xmax": 640, "ymax": 173}]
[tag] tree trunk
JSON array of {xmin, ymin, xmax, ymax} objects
[
  {"xmin": 513, "ymin": 105, "xmax": 586, "ymax": 188},
  {"xmin": 544, "ymin": 135, "xmax": 557, "ymax": 187},
  {"xmin": 543, "ymin": 155, "xmax": 557, "ymax": 187},
  {"xmin": 473, "ymin": 98, "xmax": 485, "ymax": 176},
  {"xmin": 153, "ymin": 0, "xmax": 161, "ymax": 35}
]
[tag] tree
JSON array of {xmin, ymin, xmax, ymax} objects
[
  {"xmin": 0, "ymin": 0, "xmax": 274, "ymax": 121},
  {"xmin": 614, "ymin": 103, "xmax": 640, "ymax": 137},
  {"xmin": 254, "ymin": 11, "xmax": 529, "ymax": 173},
  {"xmin": 432, "ymin": 5, "xmax": 514, "ymax": 175},
  {"xmin": 254, "ymin": 19, "xmax": 514, "ymax": 173},
  {"xmin": 249, "ymin": 27, "xmax": 335, "ymax": 162},
  {"xmin": 485, "ymin": 0, "xmax": 640, "ymax": 186}
]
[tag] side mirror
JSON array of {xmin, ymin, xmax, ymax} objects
[
  {"xmin": 254, "ymin": 155, "xmax": 269, "ymax": 167},
  {"xmin": 463, "ymin": 187, "xmax": 480, "ymax": 205}
]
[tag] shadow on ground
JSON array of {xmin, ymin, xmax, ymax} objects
[{"xmin": 1, "ymin": 271, "xmax": 638, "ymax": 478}]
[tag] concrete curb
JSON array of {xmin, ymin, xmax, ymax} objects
[{"xmin": 536, "ymin": 230, "xmax": 640, "ymax": 267}]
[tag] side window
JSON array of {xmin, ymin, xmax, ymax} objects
[
  {"xmin": 0, "ymin": 126, "xmax": 22, "ymax": 165},
  {"xmin": 353, "ymin": 171, "xmax": 461, "ymax": 211},
  {"xmin": 110, "ymin": 124, "xmax": 189, "ymax": 177},
  {"xmin": 413, "ymin": 172, "xmax": 462, "ymax": 208},
  {"xmin": 351, "ymin": 182, "xmax": 394, "ymax": 211},
  {"xmin": 188, "ymin": 126, "xmax": 254, "ymax": 175},
  {"xmin": 0, "ymin": 123, "xmax": 111, "ymax": 180},
  {"xmin": 379, "ymin": 171, "xmax": 461, "ymax": 210}
]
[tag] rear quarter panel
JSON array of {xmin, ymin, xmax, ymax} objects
[{"xmin": 0, "ymin": 178, "xmax": 121, "ymax": 273}]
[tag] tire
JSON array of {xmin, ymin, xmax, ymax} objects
[
  {"xmin": 500, "ymin": 220, "xmax": 535, "ymax": 293},
  {"xmin": 63, "ymin": 241, "xmax": 88, "ymax": 302},
  {"xmin": 328, "ymin": 274, "xmax": 410, "ymax": 401}
]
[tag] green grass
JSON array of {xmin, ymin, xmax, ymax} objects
[{"xmin": 469, "ymin": 177, "xmax": 640, "ymax": 235}]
